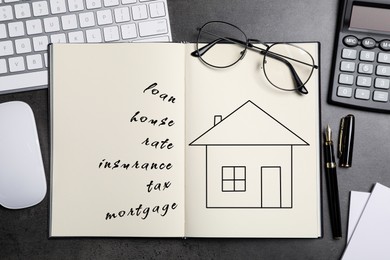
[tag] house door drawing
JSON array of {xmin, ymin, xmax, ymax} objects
[{"xmin": 189, "ymin": 100, "xmax": 309, "ymax": 209}]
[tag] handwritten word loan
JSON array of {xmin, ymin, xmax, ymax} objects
[{"xmin": 143, "ymin": 82, "xmax": 176, "ymax": 104}]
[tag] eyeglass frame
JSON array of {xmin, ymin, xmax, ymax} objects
[{"xmin": 191, "ymin": 20, "xmax": 319, "ymax": 95}]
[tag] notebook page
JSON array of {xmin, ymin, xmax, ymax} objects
[
  {"xmin": 50, "ymin": 43, "xmax": 185, "ymax": 237},
  {"xmin": 185, "ymin": 43, "xmax": 321, "ymax": 237}
]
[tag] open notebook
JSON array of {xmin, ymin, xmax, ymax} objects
[{"xmin": 49, "ymin": 42, "xmax": 321, "ymax": 237}]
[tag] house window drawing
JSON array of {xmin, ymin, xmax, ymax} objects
[
  {"xmin": 189, "ymin": 100, "xmax": 309, "ymax": 209},
  {"xmin": 221, "ymin": 166, "xmax": 246, "ymax": 192}
]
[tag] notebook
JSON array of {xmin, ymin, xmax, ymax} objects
[
  {"xmin": 343, "ymin": 183, "xmax": 390, "ymax": 259},
  {"xmin": 49, "ymin": 42, "xmax": 321, "ymax": 237}
]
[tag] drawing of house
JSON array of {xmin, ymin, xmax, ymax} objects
[{"xmin": 189, "ymin": 100, "xmax": 309, "ymax": 208}]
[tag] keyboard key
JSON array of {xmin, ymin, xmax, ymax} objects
[
  {"xmin": 360, "ymin": 50, "xmax": 375, "ymax": 61},
  {"xmin": 26, "ymin": 54, "xmax": 43, "ymax": 70},
  {"xmin": 133, "ymin": 35, "xmax": 169, "ymax": 42},
  {"xmin": 149, "ymin": 2, "xmax": 166, "ymax": 18},
  {"xmin": 361, "ymin": 37, "xmax": 376, "ymax": 49},
  {"xmin": 15, "ymin": 3, "xmax": 32, "ymax": 19},
  {"xmin": 0, "ymin": 59, "xmax": 7, "ymax": 74},
  {"xmin": 337, "ymin": 86, "xmax": 353, "ymax": 98},
  {"xmin": 15, "ymin": 38, "xmax": 32, "ymax": 54},
  {"xmin": 26, "ymin": 19, "xmax": 43, "ymax": 35},
  {"xmin": 8, "ymin": 22, "xmax": 25, "ymax": 37},
  {"xmin": 50, "ymin": 0, "xmax": 67, "ymax": 14},
  {"xmin": 68, "ymin": 0, "xmax": 84, "ymax": 12},
  {"xmin": 0, "ymin": 41, "xmax": 14, "ymax": 56},
  {"xmin": 86, "ymin": 0, "xmax": 102, "ymax": 9},
  {"xmin": 51, "ymin": 33, "xmax": 66, "ymax": 43},
  {"xmin": 341, "ymin": 48, "xmax": 357, "ymax": 60},
  {"xmin": 375, "ymin": 78, "xmax": 390, "ymax": 89},
  {"xmin": 121, "ymin": 23, "xmax": 136, "ymax": 39},
  {"xmin": 122, "ymin": 0, "xmax": 136, "ymax": 4},
  {"xmin": 44, "ymin": 17, "xmax": 60, "ymax": 32},
  {"xmin": 340, "ymin": 61, "xmax": 355, "ymax": 72},
  {"xmin": 97, "ymin": 9, "xmax": 113, "ymax": 25},
  {"xmin": 114, "ymin": 7, "xmax": 131, "ymax": 22},
  {"xmin": 373, "ymin": 91, "xmax": 389, "ymax": 102},
  {"xmin": 103, "ymin": 26, "xmax": 119, "ymax": 41},
  {"xmin": 86, "ymin": 28, "xmax": 102, "ymax": 42},
  {"xmin": 139, "ymin": 19, "xmax": 168, "ymax": 37},
  {"xmin": 0, "ymin": 24, "xmax": 7, "ymax": 39},
  {"xmin": 376, "ymin": 65, "xmax": 390, "ymax": 76},
  {"xmin": 132, "ymin": 4, "xmax": 148, "ymax": 20},
  {"xmin": 0, "ymin": 71, "xmax": 48, "ymax": 92},
  {"xmin": 378, "ymin": 53, "xmax": 390, "ymax": 64},
  {"xmin": 104, "ymin": 0, "xmax": 119, "ymax": 7},
  {"xmin": 32, "ymin": 1, "xmax": 49, "ymax": 16},
  {"xmin": 9, "ymin": 56, "xmax": 25, "ymax": 72},
  {"xmin": 43, "ymin": 53, "xmax": 48, "ymax": 67},
  {"xmin": 356, "ymin": 76, "xmax": 372, "ymax": 87},
  {"xmin": 358, "ymin": 63, "xmax": 373, "ymax": 74},
  {"xmin": 338, "ymin": 73, "xmax": 354, "ymax": 85},
  {"xmin": 79, "ymin": 12, "xmax": 96, "ymax": 27},
  {"xmin": 0, "ymin": 6, "xmax": 13, "ymax": 22},
  {"xmin": 62, "ymin": 14, "xmax": 78, "ymax": 30},
  {"xmin": 68, "ymin": 31, "xmax": 84, "ymax": 42},
  {"xmin": 355, "ymin": 88, "xmax": 370, "ymax": 100},
  {"xmin": 379, "ymin": 40, "xmax": 390, "ymax": 51},
  {"xmin": 33, "ymin": 35, "xmax": 49, "ymax": 51}
]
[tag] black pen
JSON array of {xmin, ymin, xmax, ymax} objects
[{"xmin": 324, "ymin": 125, "xmax": 342, "ymax": 239}]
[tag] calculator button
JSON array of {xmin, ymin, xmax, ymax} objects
[
  {"xmin": 361, "ymin": 37, "xmax": 376, "ymax": 49},
  {"xmin": 356, "ymin": 76, "xmax": 372, "ymax": 87},
  {"xmin": 358, "ymin": 63, "xmax": 373, "ymax": 74},
  {"xmin": 379, "ymin": 40, "xmax": 390, "ymax": 51},
  {"xmin": 340, "ymin": 61, "xmax": 355, "ymax": 72},
  {"xmin": 343, "ymin": 35, "xmax": 358, "ymax": 47},
  {"xmin": 337, "ymin": 86, "xmax": 353, "ymax": 97},
  {"xmin": 355, "ymin": 88, "xmax": 371, "ymax": 100},
  {"xmin": 342, "ymin": 48, "xmax": 357, "ymax": 60},
  {"xmin": 375, "ymin": 78, "xmax": 390, "ymax": 89},
  {"xmin": 339, "ymin": 73, "xmax": 354, "ymax": 85},
  {"xmin": 376, "ymin": 65, "xmax": 390, "ymax": 76},
  {"xmin": 360, "ymin": 50, "xmax": 375, "ymax": 61},
  {"xmin": 378, "ymin": 53, "xmax": 390, "ymax": 64},
  {"xmin": 373, "ymin": 91, "xmax": 389, "ymax": 102}
]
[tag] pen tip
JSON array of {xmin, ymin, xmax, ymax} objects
[{"xmin": 325, "ymin": 125, "xmax": 332, "ymax": 141}]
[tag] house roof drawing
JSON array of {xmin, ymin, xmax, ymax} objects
[{"xmin": 190, "ymin": 100, "xmax": 309, "ymax": 146}]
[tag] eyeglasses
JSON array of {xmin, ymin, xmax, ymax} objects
[{"xmin": 191, "ymin": 21, "xmax": 319, "ymax": 95}]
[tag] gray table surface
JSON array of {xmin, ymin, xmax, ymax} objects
[{"xmin": 2, "ymin": 0, "xmax": 390, "ymax": 259}]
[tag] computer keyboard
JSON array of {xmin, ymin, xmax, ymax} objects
[{"xmin": 0, "ymin": 0, "xmax": 172, "ymax": 93}]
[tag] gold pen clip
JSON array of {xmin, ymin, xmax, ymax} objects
[
  {"xmin": 338, "ymin": 114, "xmax": 355, "ymax": 168},
  {"xmin": 338, "ymin": 117, "xmax": 345, "ymax": 159}
]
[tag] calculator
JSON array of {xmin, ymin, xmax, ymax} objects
[{"xmin": 329, "ymin": 0, "xmax": 390, "ymax": 113}]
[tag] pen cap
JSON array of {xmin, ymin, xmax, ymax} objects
[{"xmin": 338, "ymin": 114, "xmax": 355, "ymax": 168}]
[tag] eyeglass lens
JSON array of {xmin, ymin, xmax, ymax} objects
[
  {"xmin": 196, "ymin": 21, "xmax": 248, "ymax": 68},
  {"xmin": 263, "ymin": 43, "xmax": 315, "ymax": 92}
]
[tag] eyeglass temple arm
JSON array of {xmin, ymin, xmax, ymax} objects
[
  {"xmin": 190, "ymin": 37, "xmax": 247, "ymax": 57},
  {"xmin": 264, "ymin": 51, "xmax": 308, "ymax": 95}
]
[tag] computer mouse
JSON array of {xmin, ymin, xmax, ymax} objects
[{"xmin": 0, "ymin": 101, "xmax": 46, "ymax": 209}]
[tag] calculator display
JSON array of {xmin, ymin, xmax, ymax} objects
[{"xmin": 350, "ymin": 5, "xmax": 390, "ymax": 33}]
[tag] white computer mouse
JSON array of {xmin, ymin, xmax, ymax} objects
[{"xmin": 0, "ymin": 101, "xmax": 46, "ymax": 209}]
